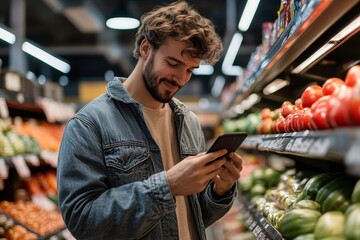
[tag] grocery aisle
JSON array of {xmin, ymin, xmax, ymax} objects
[{"xmin": 0, "ymin": 0, "xmax": 359, "ymax": 239}]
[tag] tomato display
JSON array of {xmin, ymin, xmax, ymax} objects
[
  {"xmin": 348, "ymin": 98, "xmax": 360, "ymax": 125},
  {"xmin": 281, "ymin": 101, "xmax": 296, "ymax": 118},
  {"xmin": 228, "ymin": 65, "xmax": 360, "ymax": 135},
  {"xmin": 301, "ymin": 85, "xmax": 323, "ymax": 108},
  {"xmin": 322, "ymin": 78, "xmax": 345, "ymax": 96},
  {"xmin": 345, "ymin": 65, "xmax": 360, "ymax": 88},
  {"xmin": 327, "ymin": 86, "xmax": 353, "ymax": 127},
  {"xmin": 311, "ymin": 96, "xmax": 331, "ymax": 130}
]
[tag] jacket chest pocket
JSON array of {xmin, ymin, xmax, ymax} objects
[{"xmin": 104, "ymin": 144, "xmax": 151, "ymax": 186}]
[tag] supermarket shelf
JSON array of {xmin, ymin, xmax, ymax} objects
[
  {"xmin": 224, "ymin": 0, "xmax": 358, "ymax": 113},
  {"xmin": 0, "ymin": 210, "xmax": 66, "ymax": 240},
  {"xmin": 237, "ymin": 196, "xmax": 284, "ymax": 240},
  {"xmin": 240, "ymin": 128, "xmax": 360, "ymax": 175}
]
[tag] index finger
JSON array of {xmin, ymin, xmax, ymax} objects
[
  {"xmin": 205, "ymin": 149, "xmax": 228, "ymax": 164},
  {"xmin": 228, "ymin": 152, "xmax": 243, "ymax": 169}
]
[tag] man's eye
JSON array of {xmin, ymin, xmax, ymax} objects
[{"xmin": 168, "ymin": 61, "xmax": 178, "ymax": 67}]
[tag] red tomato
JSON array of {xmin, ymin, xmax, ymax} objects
[
  {"xmin": 345, "ymin": 65, "xmax": 360, "ymax": 87},
  {"xmin": 295, "ymin": 98, "xmax": 303, "ymax": 110},
  {"xmin": 281, "ymin": 101, "xmax": 296, "ymax": 118},
  {"xmin": 327, "ymin": 86, "xmax": 353, "ymax": 127},
  {"xmin": 284, "ymin": 114, "xmax": 294, "ymax": 133},
  {"xmin": 348, "ymin": 98, "xmax": 360, "ymax": 125},
  {"xmin": 311, "ymin": 96, "xmax": 331, "ymax": 130},
  {"xmin": 301, "ymin": 85, "xmax": 323, "ymax": 108},
  {"xmin": 262, "ymin": 118, "xmax": 273, "ymax": 134},
  {"xmin": 291, "ymin": 112, "xmax": 301, "ymax": 132},
  {"xmin": 275, "ymin": 115, "xmax": 286, "ymax": 133},
  {"xmin": 300, "ymin": 108, "xmax": 317, "ymax": 130},
  {"xmin": 261, "ymin": 108, "xmax": 273, "ymax": 120},
  {"xmin": 322, "ymin": 77, "xmax": 345, "ymax": 96}
]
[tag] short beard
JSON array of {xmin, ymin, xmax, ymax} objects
[{"xmin": 143, "ymin": 52, "xmax": 175, "ymax": 103}]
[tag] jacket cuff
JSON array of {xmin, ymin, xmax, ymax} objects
[
  {"xmin": 207, "ymin": 181, "xmax": 238, "ymax": 204},
  {"xmin": 150, "ymin": 171, "xmax": 175, "ymax": 213}
]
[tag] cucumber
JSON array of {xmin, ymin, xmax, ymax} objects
[
  {"xmin": 322, "ymin": 189, "xmax": 352, "ymax": 213},
  {"xmin": 315, "ymin": 176, "xmax": 356, "ymax": 207},
  {"xmin": 296, "ymin": 172, "xmax": 340, "ymax": 202}
]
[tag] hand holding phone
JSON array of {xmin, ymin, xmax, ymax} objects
[{"xmin": 206, "ymin": 132, "xmax": 247, "ymax": 160}]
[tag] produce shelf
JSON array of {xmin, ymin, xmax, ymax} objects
[
  {"xmin": 237, "ymin": 196, "xmax": 284, "ymax": 240},
  {"xmin": 240, "ymin": 128, "xmax": 360, "ymax": 176},
  {"xmin": 224, "ymin": 0, "xmax": 359, "ymax": 115}
]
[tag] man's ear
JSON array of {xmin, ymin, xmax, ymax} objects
[{"xmin": 140, "ymin": 38, "xmax": 151, "ymax": 58}]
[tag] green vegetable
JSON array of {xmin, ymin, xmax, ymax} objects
[
  {"xmin": 293, "ymin": 200, "xmax": 321, "ymax": 211},
  {"xmin": 351, "ymin": 179, "xmax": 360, "ymax": 203},
  {"xmin": 314, "ymin": 211, "xmax": 344, "ymax": 239},
  {"xmin": 344, "ymin": 204, "xmax": 360, "ymax": 240},
  {"xmin": 296, "ymin": 172, "xmax": 340, "ymax": 202},
  {"xmin": 293, "ymin": 233, "xmax": 314, "ymax": 240},
  {"xmin": 279, "ymin": 209, "xmax": 321, "ymax": 240},
  {"xmin": 250, "ymin": 183, "xmax": 266, "ymax": 197},
  {"xmin": 315, "ymin": 177, "xmax": 356, "ymax": 212}
]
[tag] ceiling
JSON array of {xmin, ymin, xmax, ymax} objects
[{"xmin": 0, "ymin": 0, "xmax": 279, "ymax": 100}]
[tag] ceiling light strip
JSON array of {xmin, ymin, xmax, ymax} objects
[
  {"xmin": 106, "ymin": 17, "xmax": 140, "ymax": 30},
  {"xmin": 222, "ymin": 32, "xmax": 243, "ymax": 76},
  {"xmin": 22, "ymin": 41, "xmax": 70, "ymax": 73},
  {"xmin": 238, "ymin": 0, "xmax": 261, "ymax": 32},
  {"xmin": 0, "ymin": 27, "xmax": 16, "ymax": 44},
  {"xmin": 292, "ymin": 16, "xmax": 360, "ymax": 74},
  {"xmin": 193, "ymin": 63, "xmax": 214, "ymax": 75}
]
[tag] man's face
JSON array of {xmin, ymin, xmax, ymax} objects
[{"xmin": 142, "ymin": 38, "xmax": 201, "ymax": 103}]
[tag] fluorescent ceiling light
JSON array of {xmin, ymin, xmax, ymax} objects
[
  {"xmin": 222, "ymin": 32, "xmax": 243, "ymax": 76},
  {"xmin": 193, "ymin": 62, "xmax": 214, "ymax": 75},
  {"xmin": 292, "ymin": 43, "xmax": 335, "ymax": 74},
  {"xmin": 292, "ymin": 16, "xmax": 359, "ymax": 74},
  {"xmin": 330, "ymin": 15, "xmax": 360, "ymax": 42},
  {"xmin": 211, "ymin": 75, "xmax": 226, "ymax": 97},
  {"xmin": 238, "ymin": 0, "xmax": 260, "ymax": 32},
  {"xmin": 22, "ymin": 41, "xmax": 71, "ymax": 73},
  {"xmin": 106, "ymin": 17, "xmax": 140, "ymax": 30},
  {"xmin": 0, "ymin": 27, "xmax": 16, "ymax": 44},
  {"xmin": 263, "ymin": 78, "xmax": 289, "ymax": 95}
]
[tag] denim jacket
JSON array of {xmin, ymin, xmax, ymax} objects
[{"xmin": 57, "ymin": 78, "xmax": 237, "ymax": 240}]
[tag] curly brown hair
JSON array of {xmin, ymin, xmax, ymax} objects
[{"xmin": 133, "ymin": 1, "xmax": 223, "ymax": 65}]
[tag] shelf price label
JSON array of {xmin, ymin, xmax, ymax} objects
[
  {"xmin": 0, "ymin": 97, "xmax": 9, "ymax": 118},
  {"xmin": 345, "ymin": 138, "xmax": 360, "ymax": 177},
  {"xmin": 0, "ymin": 158, "xmax": 8, "ymax": 179},
  {"xmin": 12, "ymin": 155, "xmax": 31, "ymax": 179},
  {"xmin": 308, "ymin": 137, "xmax": 331, "ymax": 157},
  {"xmin": 40, "ymin": 150, "xmax": 58, "ymax": 167},
  {"xmin": 25, "ymin": 154, "xmax": 40, "ymax": 167}
]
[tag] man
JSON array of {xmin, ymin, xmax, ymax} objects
[{"xmin": 57, "ymin": 1, "xmax": 243, "ymax": 239}]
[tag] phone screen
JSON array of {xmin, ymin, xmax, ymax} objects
[{"xmin": 206, "ymin": 132, "xmax": 247, "ymax": 160}]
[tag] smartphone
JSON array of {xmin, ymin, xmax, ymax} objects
[{"xmin": 206, "ymin": 132, "xmax": 247, "ymax": 160}]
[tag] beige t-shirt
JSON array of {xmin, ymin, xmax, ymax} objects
[{"xmin": 142, "ymin": 104, "xmax": 197, "ymax": 240}]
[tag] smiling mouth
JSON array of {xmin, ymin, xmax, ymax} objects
[{"xmin": 162, "ymin": 79, "xmax": 179, "ymax": 90}]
